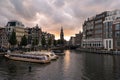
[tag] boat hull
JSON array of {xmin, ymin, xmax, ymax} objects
[{"xmin": 5, "ymin": 55, "xmax": 50, "ymax": 64}]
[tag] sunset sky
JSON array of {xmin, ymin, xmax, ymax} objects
[{"xmin": 0, "ymin": 0, "xmax": 120, "ymax": 40}]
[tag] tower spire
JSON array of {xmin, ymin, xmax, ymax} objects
[{"xmin": 60, "ymin": 26, "xmax": 64, "ymax": 45}]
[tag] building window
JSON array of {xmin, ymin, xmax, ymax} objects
[
  {"xmin": 104, "ymin": 22, "xmax": 113, "ymax": 38},
  {"xmin": 109, "ymin": 22, "xmax": 113, "ymax": 27},
  {"xmin": 106, "ymin": 40, "xmax": 108, "ymax": 48},
  {"xmin": 95, "ymin": 30, "xmax": 102, "ymax": 34},
  {"xmin": 95, "ymin": 24, "xmax": 102, "ymax": 29},
  {"xmin": 117, "ymin": 41, "xmax": 120, "ymax": 47},
  {"xmin": 115, "ymin": 31, "xmax": 120, "ymax": 38},
  {"xmin": 115, "ymin": 24, "xmax": 120, "ymax": 30},
  {"xmin": 109, "ymin": 40, "xmax": 111, "ymax": 48},
  {"xmin": 95, "ymin": 20, "xmax": 102, "ymax": 24},
  {"xmin": 95, "ymin": 35, "xmax": 102, "ymax": 38},
  {"xmin": 90, "ymin": 44, "xmax": 91, "ymax": 47},
  {"xmin": 83, "ymin": 44, "xmax": 84, "ymax": 46},
  {"xmin": 7, "ymin": 22, "xmax": 16, "ymax": 26},
  {"xmin": 98, "ymin": 44, "xmax": 100, "ymax": 47}
]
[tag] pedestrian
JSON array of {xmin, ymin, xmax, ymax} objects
[{"xmin": 28, "ymin": 65, "xmax": 32, "ymax": 72}]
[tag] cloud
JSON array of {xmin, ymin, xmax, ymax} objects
[
  {"xmin": 53, "ymin": 0, "xmax": 65, "ymax": 8},
  {"xmin": 0, "ymin": 0, "xmax": 119, "ymax": 40}
]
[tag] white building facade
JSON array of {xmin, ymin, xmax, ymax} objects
[
  {"xmin": 82, "ymin": 10, "xmax": 120, "ymax": 50},
  {"xmin": 82, "ymin": 12, "xmax": 107, "ymax": 49},
  {"xmin": 103, "ymin": 10, "xmax": 120, "ymax": 50},
  {"xmin": 5, "ymin": 20, "xmax": 25, "ymax": 45}
]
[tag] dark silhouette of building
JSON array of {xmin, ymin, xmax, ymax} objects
[
  {"xmin": 27, "ymin": 24, "xmax": 42, "ymax": 46},
  {"xmin": 75, "ymin": 31, "xmax": 83, "ymax": 47},
  {"xmin": 60, "ymin": 27, "xmax": 64, "ymax": 45}
]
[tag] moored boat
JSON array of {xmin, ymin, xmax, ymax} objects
[
  {"xmin": 52, "ymin": 50, "xmax": 65, "ymax": 55},
  {"xmin": 5, "ymin": 53, "xmax": 50, "ymax": 63},
  {"xmin": 25, "ymin": 51, "xmax": 58, "ymax": 60}
]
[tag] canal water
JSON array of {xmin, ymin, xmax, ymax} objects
[{"xmin": 0, "ymin": 50, "xmax": 120, "ymax": 80}]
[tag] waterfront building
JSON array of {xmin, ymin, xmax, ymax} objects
[
  {"xmin": 42, "ymin": 32, "xmax": 55, "ymax": 47},
  {"xmin": 113, "ymin": 17, "xmax": 120, "ymax": 50},
  {"xmin": 50, "ymin": 34, "xmax": 55, "ymax": 46},
  {"xmin": 27, "ymin": 28, "xmax": 32, "ymax": 45},
  {"xmin": 24, "ymin": 27, "xmax": 29, "ymax": 40},
  {"xmin": 82, "ymin": 12, "xmax": 107, "ymax": 49},
  {"xmin": 75, "ymin": 31, "xmax": 83, "ymax": 47},
  {"xmin": 82, "ymin": 9, "xmax": 120, "ymax": 51},
  {"xmin": 103, "ymin": 10, "xmax": 120, "ymax": 50},
  {"xmin": 27, "ymin": 24, "xmax": 42, "ymax": 46},
  {"xmin": 69, "ymin": 37, "xmax": 75, "ymax": 46},
  {"xmin": 69, "ymin": 31, "xmax": 83, "ymax": 47},
  {"xmin": 0, "ymin": 28, "xmax": 9, "ymax": 48},
  {"xmin": 42, "ymin": 32, "xmax": 48, "ymax": 46},
  {"xmin": 26, "ymin": 24, "xmax": 55, "ymax": 48},
  {"xmin": 5, "ymin": 20, "xmax": 25, "ymax": 45},
  {"xmin": 32, "ymin": 24, "xmax": 42, "ymax": 46}
]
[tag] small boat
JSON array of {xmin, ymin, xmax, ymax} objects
[
  {"xmin": 52, "ymin": 50, "xmax": 65, "ymax": 55},
  {"xmin": 5, "ymin": 53, "xmax": 50, "ymax": 63}
]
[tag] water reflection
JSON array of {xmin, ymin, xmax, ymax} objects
[
  {"xmin": 82, "ymin": 53, "xmax": 120, "ymax": 80},
  {"xmin": 0, "ymin": 51, "xmax": 120, "ymax": 80},
  {"xmin": 64, "ymin": 50, "xmax": 70, "ymax": 71},
  {"xmin": 63, "ymin": 50, "xmax": 83, "ymax": 80}
]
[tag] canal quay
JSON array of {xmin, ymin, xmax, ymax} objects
[{"xmin": 0, "ymin": 50, "xmax": 120, "ymax": 80}]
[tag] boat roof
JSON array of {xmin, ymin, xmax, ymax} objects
[{"xmin": 8, "ymin": 53, "xmax": 47, "ymax": 58}]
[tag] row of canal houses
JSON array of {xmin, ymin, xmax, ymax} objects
[
  {"xmin": 0, "ymin": 20, "xmax": 55, "ymax": 49},
  {"xmin": 70, "ymin": 9, "xmax": 120, "ymax": 51}
]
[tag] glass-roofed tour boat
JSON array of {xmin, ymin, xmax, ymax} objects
[{"xmin": 5, "ymin": 53, "xmax": 51, "ymax": 63}]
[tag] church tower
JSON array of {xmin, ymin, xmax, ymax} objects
[{"xmin": 60, "ymin": 27, "xmax": 64, "ymax": 45}]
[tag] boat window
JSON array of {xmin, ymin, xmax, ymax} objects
[
  {"xmin": 9, "ymin": 54, "xmax": 48, "ymax": 60},
  {"xmin": 46, "ymin": 55, "xmax": 49, "ymax": 57},
  {"xmin": 50, "ymin": 54, "xmax": 54, "ymax": 56}
]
